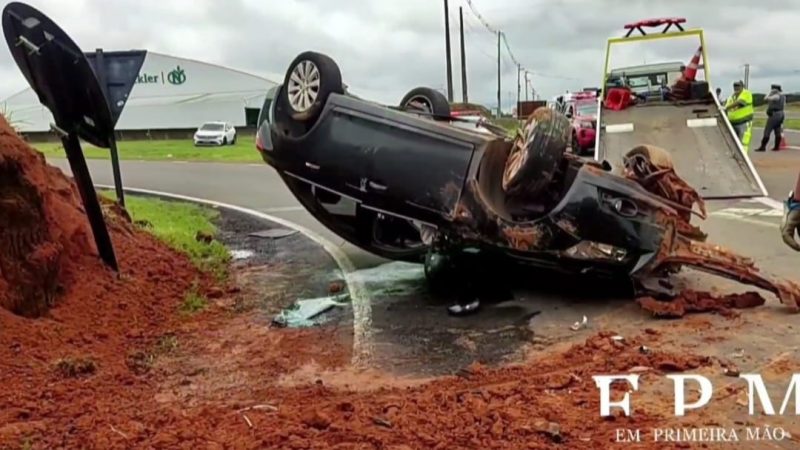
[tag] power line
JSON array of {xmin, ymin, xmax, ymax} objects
[
  {"xmin": 501, "ymin": 33, "xmax": 521, "ymax": 69},
  {"xmin": 463, "ymin": 0, "xmax": 497, "ymax": 35},
  {"xmin": 460, "ymin": 14, "xmax": 498, "ymax": 62},
  {"xmin": 462, "ymin": 1, "xmax": 579, "ymax": 79}
]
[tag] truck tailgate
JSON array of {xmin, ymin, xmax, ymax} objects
[{"xmin": 597, "ymin": 102, "xmax": 766, "ymax": 198}]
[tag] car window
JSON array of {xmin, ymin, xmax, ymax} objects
[
  {"xmin": 258, "ymin": 86, "xmax": 280, "ymax": 127},
  {"xmin": 201, "ymin": 123, "xmax": 224, "ymax": 131}
]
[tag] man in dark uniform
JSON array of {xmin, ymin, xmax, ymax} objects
[
  {"xmin": 782, "ymin": 174, "xmax": 800, "ymax": 251},
  {"xmin": 756, "ymin": 84, "xmax": 786, "ymax": 152}
]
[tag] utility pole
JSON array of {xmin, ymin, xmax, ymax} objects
[
  {"xmin": 516, "ymin": 64, "xmax": 521, "ymax": 118},
  {"xmin": 459, "ymin": 7, "xmax": 468, "ymax": 103},
  {"xmin": 743, "ymin": 63, "xmax": 750, "ymax": 89},
  {"xmin": 497, "ymin": 31, "xmax": 501, "ymax": 117},
  {"xmin": 525, "ymin": 72, "xmax": 530, "ymax": 101},
  {"xmin": 443, "ymin": 0, "xmax": 453, "ymax": 102}
]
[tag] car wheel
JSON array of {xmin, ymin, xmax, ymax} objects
[
  {"xmin": 231, "ymin": 135, "xmax": 236, "ymax": 145},
  {"xmin": 222, "ymin": 137, "xmax": 228, "ymax": 146},
  {"xmin": 502, "ymin": 108, "xmax": 570, "ymax": 198},
  {"xmin": 283, "ymin": 51, "xmax": 344, "ymax": 123},
  {"xmin": 400, "ymin": 87, "xmax": 451, "ymax": 117}
]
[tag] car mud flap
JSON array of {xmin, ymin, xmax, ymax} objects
[{"xmin": 637, "ymin": 220, "xmax": 800, "ymax": 311}]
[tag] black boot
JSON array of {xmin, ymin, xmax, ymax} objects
[{"xmin": 754, "ymin": 147, "xmax": 766, "ymax": 152}]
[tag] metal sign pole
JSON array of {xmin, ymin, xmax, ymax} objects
[
  {"xmin": 61, "ymin": 131, "xmax": 118, "ymax": 271},
  {"xmin": 108, "ymin": 134, "xmax": 125, "ymax": 206},
  {"xmin": 94, "ymin": 47, "xmax": 125, "ymax": 207}
]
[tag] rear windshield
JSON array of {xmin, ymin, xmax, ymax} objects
[{"xmin": 201, "ymin": 123, "xmax": 224, "ymax": 131}]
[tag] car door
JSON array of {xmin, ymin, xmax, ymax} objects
[{"xmin": 365, "ymin": 125, "xmax": 475, "ymax": 222}]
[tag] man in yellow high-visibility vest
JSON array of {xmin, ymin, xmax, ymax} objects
[{"xmin": 725, "ymin": 80, "xmax": 754, "ymax": 150}]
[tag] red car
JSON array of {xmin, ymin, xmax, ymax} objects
[{"xmin": 566, "ymin": 92, "xmax": 598, "ymax": 155}]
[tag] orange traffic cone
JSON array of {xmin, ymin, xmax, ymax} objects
[
  {"xmin": 780, "ymin": 132, "xmax": 788, "ymax": 150},
  {"xmin": 683, "ymin": 46, "xmax": 702, "ymax": 82}
]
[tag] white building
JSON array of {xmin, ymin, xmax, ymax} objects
[{"xmin": 2, "ymin": 51, "xmax": 277, "ymax": 134}]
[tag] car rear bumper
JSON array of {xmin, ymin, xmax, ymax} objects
[{"xmin": 194, "ymin": 138, "xmax": 224, "ymax": 146}]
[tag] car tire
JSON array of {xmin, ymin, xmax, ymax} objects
[
  {"xmin": 222, "ymin": 137, "xmax": 228, "ymax": 146},
  {"xmin": 283, "ymin": 51, "xmax": 344, "ymax": 123},
  {"xmin": 502, "ymin": 108, "xmax": 570, "ymax": 199},
  {"xmin": 400, "ymin": 87, "xmax": 451, "ymax": 117},
  {"xmin": 231, "ymin": 135, "xmax": 236, "ymax": 145}
]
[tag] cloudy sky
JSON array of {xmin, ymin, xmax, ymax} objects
[{"xmin": 1, "ymin": 0, "xmax": 799, "ymax": 111}]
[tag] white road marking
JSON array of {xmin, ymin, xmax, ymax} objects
[
  {"xmin": 687, "ymin": 118, "xmax": 717, "ymax": 128},
  {"xmin": 751, "ymin": 196, "xmax": 785, "ymax": 211},
  {"xmin": 712, "ymin": 207, "xmax": 783, "ymax": 217},
  {"xmin": 95, "ymin": 184, "xmax": 374, "ymax": 366},
  {"xmin": 262, "ymin": 206, "xmax": 305, "ymax": 213},
  {"xmin": 606, "ymin": 123, "xmax": 634, "ymax": 133},
  {"xmin": 711, "ymin": 212, "xmax": 776, "ymax": 228}
]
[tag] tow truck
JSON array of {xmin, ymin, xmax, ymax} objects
[
  {"xmin": 563, "ymin": 91, "xmax": 599, "ymax": 156},
  {"xmin": 595, "ymin": 18, "xmax": 767, "ymax": 199}
]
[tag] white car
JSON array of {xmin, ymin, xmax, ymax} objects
[{"xmin": 193, "ymin": 121, "xmax": 237, "ymax": 146}]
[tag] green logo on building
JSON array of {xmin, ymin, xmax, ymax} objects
[{"xmin": 167, "ymin": 66, "xmax": 186, "ymax": 85}]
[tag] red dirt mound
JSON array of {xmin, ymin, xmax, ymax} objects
[
  {"xmin": 637, "ymin": 290, "xmax": 766, "ymax": 318},
  {"xmin": 0, "ymin": 121, "xmax": 96, "ymax": 317},
  {"xmin": 0, "ymin": 117, "xmax": 207, "ymax": 445}
]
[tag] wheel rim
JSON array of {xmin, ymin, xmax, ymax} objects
[
  {"xmin": 406, "ymin": 95, "xmax": 433, "ymax": 114},
  {"xmin": 287, "ymin": 60, "xmax": 321, "ymax": 113}
]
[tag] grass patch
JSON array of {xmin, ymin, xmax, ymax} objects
[
  {"xmin": 33, "ymin": 138, "xmax": 262, "ymax": 163},
  {"xmin": 126, "ymin": 333, "xmax": 180, "ymax": 375},
  {"xmin": 752, "ymin": 118, "xmax": 800, "ymax": 130},
  {"xmin": 102, "ymin": 192, "xmax": 230, "ymax": 279},
  {"xmin": 20, "ymin": 437, "xmax": 34, "ymax": 450},
  {"xmin": 181, "ymin": 289, "xmax": 208, "ymax": 314},
  {"xmin": 54, "ymin": 357, "xmax": 97, "ymax": 378},
  {"xmin": 755, "ymin": 102, "xmax": 800, "ymax": 113},
  {"xmin": 492, "ymin": 117, "xmax": 522, "ymax": 137}
]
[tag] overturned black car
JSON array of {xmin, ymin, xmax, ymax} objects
[{"xmin": 256, "ymin": 51, "xmax": 800, "ymax": 308}]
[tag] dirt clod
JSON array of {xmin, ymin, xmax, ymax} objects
[
  {"xmin": 206, "ymin": 287, "xmax": 224, "ymax": 299},
  {"xmin": 533, "ymin": 420, "xmax": 562, "ymax": 442},
  {"xmin": 637, "ymin": 290, "xmax": 766, "ymax": 318},
  {"xmin": 328, "ymin": 280, "xmax": 345, "ymax": 294},
  {"xmin": 303, "ymin": 410, "xmax": 332, "ymax": 430}
]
